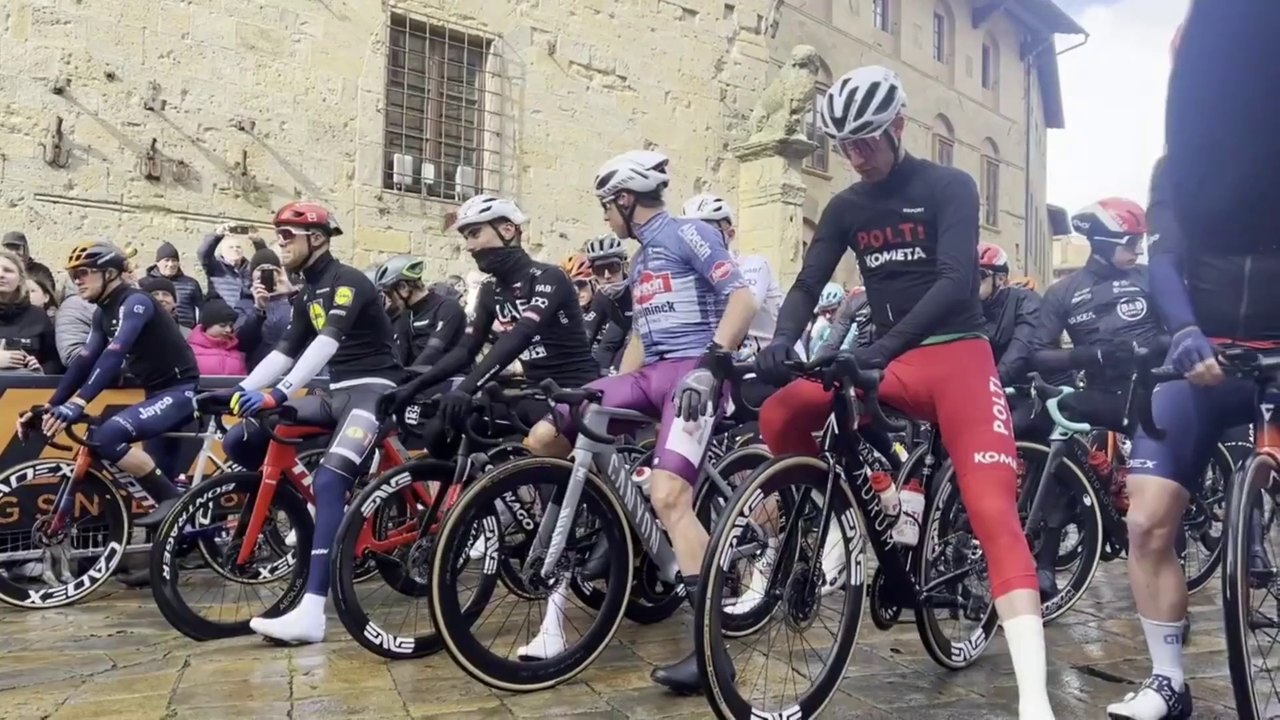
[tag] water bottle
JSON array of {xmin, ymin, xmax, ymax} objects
[
  {"xmin": 869, "ymin": 470, "xmax": 900, "ymax": 517},
  {"xmin": 893, "ymin": 478, "xmax": 924, "ymax": 547},
  {"xmin": 632, "ymin": 466, "xmax": 652, "ymax": 497}
]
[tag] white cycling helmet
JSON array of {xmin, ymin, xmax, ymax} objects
[
  {"xmin": 450, "ymin": 194, "xmax": 528, "ymax": 232},
  {"xmin": 819, "ymin": 65, "xmax": 907, "ymax": 141},
  {"xmin": 682, "ymin": 194, "xmax": 733, "ymax": 223},
  {"xmin": 584, "ymin": 234, "xmax": 627, "ymax": 262},
  {"xmin": 594, "ymin": 151, "xmax": 671, "ymax": 199}
]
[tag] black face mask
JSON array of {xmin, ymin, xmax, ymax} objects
[{"xmin": 470, "ymin": 246, "xmax": 528, "ymax": 279}]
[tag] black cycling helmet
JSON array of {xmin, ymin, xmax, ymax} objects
[{"xmin": 65, "ymin": 241, "xmax": 128, "ymax": 272}]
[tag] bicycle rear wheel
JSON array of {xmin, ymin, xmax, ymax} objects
[
  {"xmin": 149, "ymin": 472, "xmax": 312, "ymax": 640},
  {"xmin": 914, "ymin": 460, "xmax": 1000, "ymax": 670},
  {"xmin": 1184, "ymin": 442, "xmax": 1232, "ymax": 594},
  {"xmin": 1223, "ymin": 453, "xmax": 1280, "ymax": 719}
]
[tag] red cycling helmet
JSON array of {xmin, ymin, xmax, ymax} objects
[
  {"xmin": 1071, "ymin": 198, "xmax": 1147, "ymax": 243},
  {"xmin": 977, "ymin": 242, "xmax": 1010, "ymax": 273},
  {"xmin": 272, "ymin": 201, "xmax": 344, "ymax": 237}
]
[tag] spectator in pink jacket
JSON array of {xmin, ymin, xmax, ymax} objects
[{"xmin": 187, "ymin": 300, "xmax": 247, "ymax": 376}]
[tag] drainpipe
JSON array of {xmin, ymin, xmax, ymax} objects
[{"xmin": 1023, "ymin": 32, "xmax": 1088, "ymax": 281}]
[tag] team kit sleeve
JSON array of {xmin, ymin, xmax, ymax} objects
[
  {"xmin": 1145, "ymin": 158, "xmax": 1197, "ymax": 335},
  {"xmin": 49, "ymin": 314, "xmax": 107, "ymax": 406},
  {"xmin": 74, "ymin": 295, "xmax": 156, "ymax": 403},
  {"xmin": 275, "ymin": 269, "xmax": 372, "ymax": 394},
  {"xmin": 678, "ymin": 221, "xmax": 749, "ymax": 297},
  {"xmin": 237, "ymin": 291, "xmax": 310, "ymax": 390},
  {"xmin": 863, "ymin": 171, "xmax": 981, "ymax": 366},
  {"xmin": 456, "ymin": 268, "xmax": 572, "ymax": 393}
]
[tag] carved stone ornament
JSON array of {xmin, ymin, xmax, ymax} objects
[{"xmin": 745, "ymin": 44, "xmax": 823, "ymax": 143}]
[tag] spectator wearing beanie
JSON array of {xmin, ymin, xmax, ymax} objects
[
  {"xmin": 237, "ymin": 247, "xmax": 295, "ymax": 368},
  {"xmin": 188, "ymin": 300, "xmax": 247, "ymax": 376},
  {"xmin": 2, "ymin": 231, "xmax": 55, "ymax": 298},
  {"xmin": 146, "ymin": 242, "xmax": 202, "ymax": 328},
  {"xmin": 139, "ymin": 276, "xmax": 192, "ymax": 339}
]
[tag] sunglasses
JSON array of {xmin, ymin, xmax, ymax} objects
[
  {"xmin": 979, "ymin": 269, "xmax": 993, "ymax": 280},
  {"xmin": 591, "ymin": 261, "xmax": 623, "ymax": 277},
  {"xmin": 836, "ymin": 134, "xmax": 888, "ymax": 161},
  {"xmin": 275, "ymin": 227, "xmax": 314, "ymax": 242},
  {"xmin": 573, "ymin": 279, "xmax": 593, "ymax": 292},
  {"xmin": 67, "ymin": 268, "xmax": 95, "ymax": 281}
]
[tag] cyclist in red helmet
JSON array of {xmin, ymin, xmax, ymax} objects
[
  {"xmin": 977, "ymin": 242, "xmax": 1042, "ymax": 388},
  {"xmin": 215, "ymin": 201, "xmax": 404, "ymax": 644}
]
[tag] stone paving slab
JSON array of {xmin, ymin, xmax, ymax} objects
[{"xmin": 0, "ymin": 565, "xmax": 1243, "ymax": 718}]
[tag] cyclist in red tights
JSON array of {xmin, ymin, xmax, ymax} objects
[{"xmin": 753, "ymin": 65, "xmax": 1052, "ymax": 720}]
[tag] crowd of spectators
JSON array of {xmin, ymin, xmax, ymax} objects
[{"xmin": 0, "ymin": 225, "xmax": 309, "ymax": 380}]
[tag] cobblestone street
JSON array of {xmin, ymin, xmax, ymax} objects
[{"xmin": 0, "ymin": 564, "xmax": 1243, "ymax": 719}]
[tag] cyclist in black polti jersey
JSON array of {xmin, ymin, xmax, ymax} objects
[
  {"xmin": 374, "ymin": 255, "xmax": 467, "ymax": 369},
  {"xmin": 215, "ymin": 202, "xmax": 404, "ymax": 645}
]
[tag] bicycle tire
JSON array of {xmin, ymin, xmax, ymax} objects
[
  {"xmin": 696, "ymin": 455, "xmax": 865, "ymax": 720},
  {"xmin": 0, "ymin": 461, "xmax": 129, "ymax": 609},
  {"xmin": 914, "ymin": 459, "xmax": 1000, "ymax": 671},
  {"xmin": 430, "ymin": 456, "xmax": 634, "ymax": 692},
  {"xmin": 331, "ymin": 457, "xmax": 491, "ymax": 659},
  {"xmin": 1185, "ymin": 442, "xmax": 1233, "ymax": 594},
  {"xmin": 1015, "ymin": 441, "xmax": 1104, "ymax": 623},
  {"xmin": 149, "ymin": 472, "xmax": 313, "ymax": 641},
  {"xmin": 1222, "ymin": 452, "xmax": 1274, "ymax": 719}
]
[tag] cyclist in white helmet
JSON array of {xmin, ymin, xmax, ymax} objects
[
  {"xmin": 681, "ymin": 193, "xmax": 783, "ymax": 360},
  {"xmin": 582, "ymin": 233, "xmax": 632, "ymax": 371}
]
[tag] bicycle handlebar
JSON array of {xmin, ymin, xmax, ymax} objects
[
  {"xmin": 534, "ymin": 378, "xmax": 616, "ymax": 444},
  {"xmin": 22, "ymin": 405, "xmax": 97, "ymax": 452}
]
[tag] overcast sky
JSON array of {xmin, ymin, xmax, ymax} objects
[{"xmin": 1048, "ymin": 0, "xmax": 1190, "ymax": 214}]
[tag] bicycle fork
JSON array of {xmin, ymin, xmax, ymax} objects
[{"xmin": 527, "ymin": 446, "xmax": 592, "ymax": 582}]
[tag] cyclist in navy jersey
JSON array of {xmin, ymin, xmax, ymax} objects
[
  {"xmin": 17, "ymin": 241, "xmax": 199, "ymax": 531},
  {"xmin": 1101, "ymin": 156, "xmax": 1280, "ymax": 720},
  {"xmin": 753, "ymin": 66, "xmax": 1053, "ymax": 719},
  {"xmin": 523, "ymin": 149, "xmax": 758, "ymax": 693},
  {"xmin": 215, "ymin": 202, "xmax": 403, "ymax": 645},
  {"xmin": 1165, "ymin": 4, "xmax": 1280, "ymax": 254},
  {"xmin": 373, "ymin": 255, "xmax": 467, "ymax": 369}
]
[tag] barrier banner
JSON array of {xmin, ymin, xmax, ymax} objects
[{"xmin": 0, "ymin": 375, "xmax": 325, "ymax": 534}]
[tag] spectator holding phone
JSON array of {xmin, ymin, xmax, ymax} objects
[
  {"xmin": 145, "ymin": 242, "xmax": 202, "ymax": 328},
  {"xmin": 236, "ymin": 247, "xmax": 295, "ymax": 368},
  {"xmin": 0, "ymin": 250, "xmax": 60, "ymax": 374},
  {"xmin": 197, "ymin": 222, "xmax": 266, "ymax": 325}
]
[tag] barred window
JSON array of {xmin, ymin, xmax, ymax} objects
[
  {"xmin": 384, "ymin": 14, "xmax": 501, "ymax": 200},
  {"xmin": 805, "ymin": 83, "xmax": 830, "ymax": 173}
]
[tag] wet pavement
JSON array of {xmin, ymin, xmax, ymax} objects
[{"xmin": 0, "ymin": 564, "xmax": 1242, "ymax": 719}]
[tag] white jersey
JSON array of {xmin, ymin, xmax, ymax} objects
[{"xmin": 735, "ymin": 252, "xmax": 783, "ymax": 358}]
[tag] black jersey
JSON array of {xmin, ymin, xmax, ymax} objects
[
  {"xmin": 403, "ymin": 291, "xmax": 467, "ymax": 367},
  {"xmin": 776, "ymin": 154, "xmax": 985, "ymax": 366},
  {"xmin": 278, "ymin": 253, "xmax": 402, "ymax": 382}
]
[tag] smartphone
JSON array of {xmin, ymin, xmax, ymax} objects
[
  {"xmin": 259, "ymin": 267, "xmax": 276, "ymax": 292},
  {"xmin": 227, "ymin": 224, "xmax": 252, "ymax": 234}
]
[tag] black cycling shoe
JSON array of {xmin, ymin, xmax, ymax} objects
[
  {"xmin": 1036, "ymin": 568, "xmax": 1059, "ymax": 601},
  {"xmin": 578, "ymin": 537, "xmax": 611, "ymax": 582},
  {"xmin": 650, "ymin": 651, "xmax": 703, "ymax": 696},
  {"xmin": 134, "ymin": 497, "xmax": 181, "ymax": 529}
]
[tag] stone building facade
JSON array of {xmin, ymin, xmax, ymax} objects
[{"xmin": 0, "ymin": 0, "xmax": 1078, "ymax": 287}]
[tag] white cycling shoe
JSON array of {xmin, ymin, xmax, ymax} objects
[
  {"xmin": 250, "ymin": 593, "xmax": 326, "ymax": 644},
  {"xmin": 727, "ymin": 538, "xmax": 777, "ymax": 614},
  {"xmin": 1105, "ymin": 676, "xmax": 1192, "ymax": 720},
  {"xmin": 517, "ymin": 583, "xmax": 568, "ymax": 660}
]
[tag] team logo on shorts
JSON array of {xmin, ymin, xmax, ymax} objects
[{"xmin": 1116, "ymin": 297, "xmax": 1147, "ymax": 321}]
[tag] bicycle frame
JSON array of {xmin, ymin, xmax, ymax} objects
[
  {"xmin": 233, "ymin": 425, "xmax": 412, "ymax": 566},
  {"xmin": 532, "ymin": 404, "xmax": 745, "ymax": 585}
]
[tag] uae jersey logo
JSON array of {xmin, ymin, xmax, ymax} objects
[{"xmin": 633, "ymin": 271, "xmax": 673, "ymax": 305}]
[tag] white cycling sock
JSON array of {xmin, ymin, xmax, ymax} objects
[
  {"xmin": 1140, "ymin": 616, "xmax": 1185, "ymax": 689},
  {"xmin": 1003, "ymin": 615, "xmax": 1054, "ymax": 720}
]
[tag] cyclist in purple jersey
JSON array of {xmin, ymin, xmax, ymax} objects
[{"xmin": 524, "ymin": 150, "xmax": 757, "ymax": 693}]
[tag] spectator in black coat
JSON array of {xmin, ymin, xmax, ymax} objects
[
  {"xmin": 0, "ymin": 250, "xmax": 60, "ymax": 374},
  {"xmin": 2, "ymin": 231, "xmax": 56, "ymax": 298},
  {"xmin": 146, "ymin": 242, "xmax": 202, "ymax": 328}
]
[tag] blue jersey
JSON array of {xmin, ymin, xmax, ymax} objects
[{"xmin": 628, "ymin": 212, "xmax": 747, "ymax": 363}]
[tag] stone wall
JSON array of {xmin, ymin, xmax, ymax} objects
[{"xmin": 0, "ymin": 0, "xmax": 772, "ymax": 284}]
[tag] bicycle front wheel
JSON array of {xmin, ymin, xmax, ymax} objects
[
  {"xmin": 696, "ymin": 455, "xmax": 865, "ymax": 720},
  {"xmin": 1223, "ymin": 452, "xmax": 1280, "ymax": 719}
]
